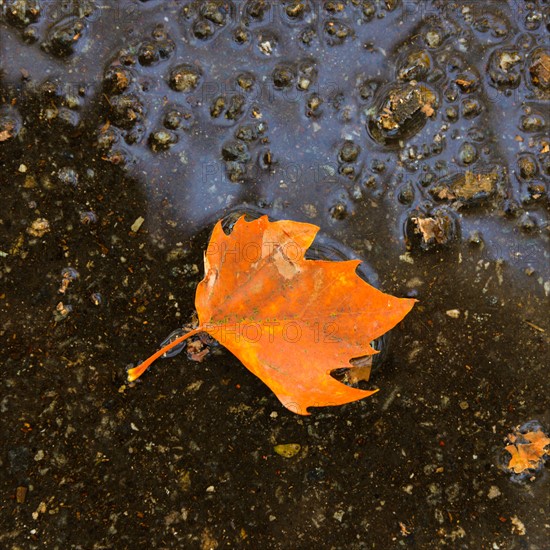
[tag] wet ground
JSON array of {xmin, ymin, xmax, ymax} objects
[{"xmin": 1, "ymin": 1, "xmax": 549, "ymax": 548}]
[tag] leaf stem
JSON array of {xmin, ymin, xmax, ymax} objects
[{"xmin": 127, "ymin": 326, "xmax": 204, "ymax": 382}]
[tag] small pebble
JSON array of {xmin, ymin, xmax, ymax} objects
[
  {"xmin": 16, "ymin": 486, "xmax": 27, "ymax": 504},
  {"xmin": 90, "ymin": 292, "xmax": 103, "ymax": 306},
  {"xmin": 54, "ymin": 302, "xmax": 73, "ymax": 321},
  {"xmin": 27, "ymin": 218, "xmax": 51, "ymax": 237},
  {"xmin": 131, "ymin": 216, "xmax": 145, "ymax": 233}
]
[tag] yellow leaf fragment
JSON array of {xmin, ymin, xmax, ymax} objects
[{"xmin": 274, "ymin": 443, "xmax": 301, "ymax": 458}]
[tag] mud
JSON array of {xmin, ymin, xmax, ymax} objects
[{"xmin": 1, "ymin": 1, "xmax": 549, "ymax": 548}]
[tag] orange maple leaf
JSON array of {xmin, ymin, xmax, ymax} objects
[
  {"xmin": 128, "ymin": 216, "xmax": 416, "ymax": 414},
  {"xmin": 505, "ymin": 427, "xmax": 550, "ymax": 474}
]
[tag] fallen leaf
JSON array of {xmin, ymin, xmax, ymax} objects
[
  {"xmin": 504, "ymin": 426, "xmax": 550, "ymax": 474},
  {"xmin": 128, "ymin": 216, "xmax": 416, "ymax": 414},
  {"xmin": 499, "ymin": 52, "xmax": 521, "ymax": 72},
  {"xmin": 412, "ymin": 215, "xmax": 451, "ymax": 245},
  {"xmin": 510, "ymin": 515, "xmax": 526, "ymax": 536},
  {"xmin": 455, "ymin": 77, "xmax": 476, "ymax": 92},
  {"xmin": 420, "ymin": 103, "xmax": 434, "ymax": 117},
  {"xmin": 0, "ymin": 119, "xmax": 16, "ymax": 142},
  {"xmin": 430, "ymin": 170, "xmax": 498, "ymax": 203},
  {"xmin": 186, "ymin": 339, "xmax": 210, "ymax": 362},
  {"xmin": 529, "ymin": 51, "xmax": 550, "ymax": 89}
]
